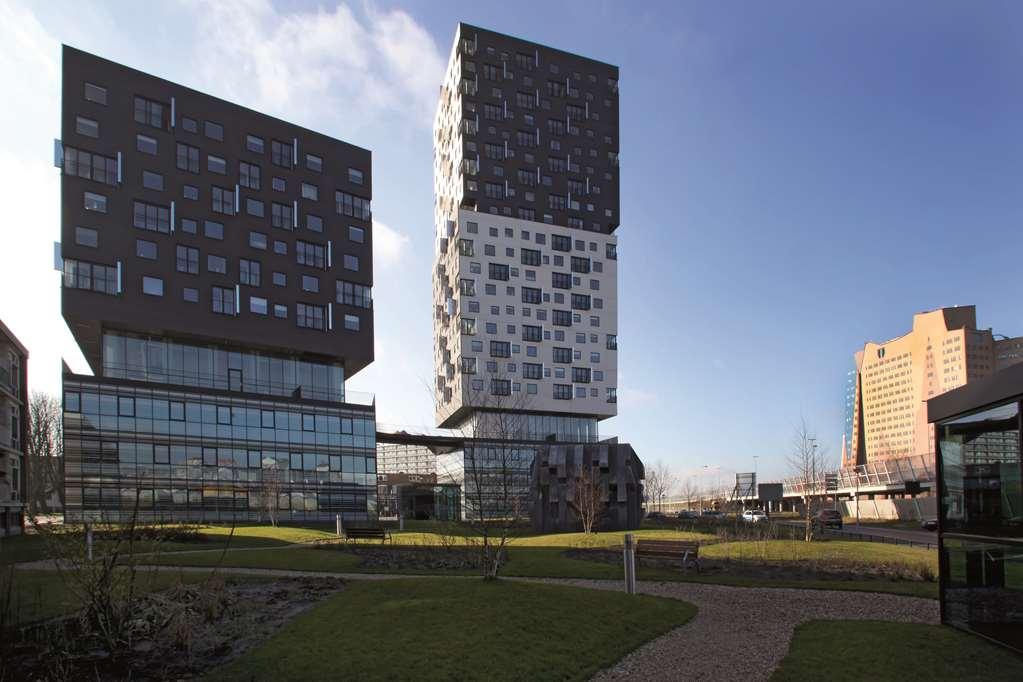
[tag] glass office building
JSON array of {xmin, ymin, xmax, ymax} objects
[
  {"xmin": 64, "ymin": 374, "xmax": 376, "ymax": 523},
  {"xmin": 930, "ymin": 363, "xmax": 1023, "ymax": 653}
]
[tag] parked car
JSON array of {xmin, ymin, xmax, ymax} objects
[
  {"xmin": 921, "ymin": 518, "xmax": 938, "ymax": 532},
  {"xmin": 742, "ymin": 509, "xmax": 768, "ymax": 523},
  {"xmin": 700, "ymin": 510, "xmax": 723, "ymax": 518},
  {"xmin": 813, "ymin": 509, "xmax": 843, "ymax": 531},
  {"xmin": 677, "ymin": 510, "xmax": 699, "ymax": 519},
  {"xmin": 646, "ymin": 511, "xmax": 667, "ymax": 521}
]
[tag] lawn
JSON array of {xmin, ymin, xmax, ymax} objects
[
  {"xmin": 772, "ymin": 620, "xmax": 1023, "ymax": 681},
  {"xmin": 207, "ymin": 578, "xmax": 697, "ymax": 681},
  {"xmin": 701, "ymin": 539, "xmax": 936, "ymax": 570}
]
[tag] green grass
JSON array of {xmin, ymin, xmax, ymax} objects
[
  {"xmin": 701, "ymin": 539, "xmax": 936, "ymax": 570},
  {"xmin": 772, "ymin": 620, "xmax": 1023, "ymax": 681},
  {"xmin": 208, "ymin": 578, "xmax": 696, "ymax": 681}
]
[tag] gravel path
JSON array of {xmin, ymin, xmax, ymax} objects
[{"xmin": 520, "ymin": 579, "xmax": 939, "ymax": 681}]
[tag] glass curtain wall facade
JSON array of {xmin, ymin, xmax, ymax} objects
[
  {"xmin": 103, "ymin": 333, "xmax": 345, "ymax": 403},
  {"xmin": 64, "ymin": 376, "xmax": 376, "ymax": 523},
  {"xmin": 937, "ymin": 399, "xmax": 1023, "ymax": 652}
]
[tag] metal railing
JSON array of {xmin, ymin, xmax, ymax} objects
[{"xmin": 782, "ymin": 454, "xmax": 935, "ymax": 496}]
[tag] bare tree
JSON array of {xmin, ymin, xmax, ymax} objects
[
  {"xmin": 678, "ymin": 477, "xmax": 699, "ymax": 512},
  {"xmin": 787, "ymin": 419, "xmax": 830, "ymax": 542},
  {"xmin": 568, "ymin": 460, "xmax": 604, "ymax": 534},
  {"xmin": 436, "ymin": 369, "xmax": 534, "ymax": 580},
  {"xmin": 644, "ymin": 460, "xmax": 677, "ymax": 513},
  {"xmin": 26, "ymin": 392, "xmax": 64, "ymax": 515},
  {"xmin": 259, "ymin": 461, "xmax": 283, "ymax": 527}
]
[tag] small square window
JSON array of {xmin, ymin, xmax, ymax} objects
[
  {"xmin": 74, "ymin": 226, "xmax": 98, "ymax": 248},
  {"xmin": 142, "ymin": 276, "xmax": 163, "ymax": 297},
  {"xmin": 249, "ymin": 231, "xmax": 267, "ymax": 250},
  {"xmin": 142, "ymin": 170, "xmax": 164, "ymax": 191},
  {"xmin": 306, "ymin": 154, "xmax": 323, "ymax": 172},
  {"xmin": 205, "ymin": 120, "xmax": 224, "ymax": 141},
  {"xmin": 183, "ymin": 287, "xmax": 199, "ymax": 303},
  {"xmin": 273, "ymin": 304, "xmax": 287, "ymax": 319},
  {"xmin": 247, "ymin": 134, "xmax": 265, "ymax": 154},
  {"xmin": 348, "ymin": 226, "xmax": 364, "ymax": 243},
  {"xmin": 343, "ymin": 254, "xmax": 359, "ymax": 271},
  {"xmin": 272, "ymin": 272, "xmax": 286, "ymax": 287},
  {"xmin": 183, "ymin": 185, "xmax": 199, "ymax": 200},
  {"xmin": 75, "ymin": 116, "xmax": 99, "ymax": 138},
  {"xmin": 250, "ymin": 296, "xmax": 268, "ymax": 315},
  {"xmin": 83, "ymin": 82, "xmax": 107, "ymax": 105},
  {"xmin": 181, "ymin": 218, "xmax": 197, "ymax": 234},
  {"xmin": 181, "ymin": 117, "xmax": 198, "ymax": 133},
  {"xmin": 136, "ymin": 239, "xmax": 157, "ymax": 260},
  {"xmin": 273, "ymin": 240, "xmax": 287, "ymax": 255},
  {"xmin": 348, "ymin": 168, "xmax": 364, "ymax": 184},
  {"xmin": 136, "ymin": 134, "xmax": 157, "ymax": 155}
]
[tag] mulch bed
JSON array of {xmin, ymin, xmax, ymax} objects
[
  {"xmin": 3, "ymin": 576, "xmax": 345, "ymax": 680},
  {"xmin": 316, "ymin": 544, "xmax": 484, "ymax": 571}
]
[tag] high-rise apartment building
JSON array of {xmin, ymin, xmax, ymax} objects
[
  {"xmin": 58, "ymin": 47, "xmax": 378, "ymax": 522},
  {"xmin": 844, "ymin": 306, "xmax": 1023, "ymax": 470},
  {"xmin": 432, "ymin": 24, "xmax": 620, "ymax": 441},
  {"xmin": 0, "ymin": 320, "xmax": 28, "ymax": 536}
]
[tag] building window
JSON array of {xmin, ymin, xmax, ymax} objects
[
  {"xmin": 337, "ymin": 280, "xmax": 372, "ymax": 308},
  {"xmin": 296, "ymin": 240, "xmax": 325, "ymax": 269},
  {"xmin": 249, "ymin": 232, "xmax": 267, "ymax": 250},
  {"xmin": 204, "ymin": 220, "xmax": 224, "ymax": 240},
  {"xmin": 572, "ymin": 367, "xmax": 591, "ymax": 383},
  {"xmin": 211, "ymin": 186, "xmax": 235, "ymax": 215},
  {"xmin": 348, "ymin": 168, "xmax": 364, "ymax": 185},
  {"xmin": 84, "ymin": 82, "xmax": 107, "ymax": 105},
  {"xmin": 521, "ymin": 287, "xmax": 541, "ymax": 304},
  {"xmin": 250, "ymin": 296, "xmax": 268, "ymax": 315},
  {"xmin": 306, "ymin": 214, "xmax": 323, "ymax": 232},
  {"xmin": 273, "ymin": 304, "xmax": 287, "ymax": 319},
  {"xmin": 343, "ymin": 254, "xmax": 359, "ymax": 272},
  {"xmin": 246, "ymin": 198, "xmax": 265, "ymax": 217},
  {"xmin": 274, "ymin": 240, "xmax": 287, "ymax": 255},
  {"xmin": 301, "ymin": 274, "xmax": 319, "ymax": 293},
  {"xmin": 607, "ymin": 334, "xmax": 618, "ymax": 350},
  {"xmin": 271, "ymin": 139, "xmax": 293, "ymax": 168},
  {"xmin": 296, "ymin": 302, "xmax": 325, "ymax": 330},
  {"xmin": 142, "ymin": 170, "xmax": 164, "ymax": 191},
  {"xmin": 246, "ymin": 134, "xmax": 264, "ymax": 154},
  {"xmin": 176, "ymin": 245, "xmax": 199, "ymax": 274},
  {"xmin": 301, "ymin": 183, "xmax": 319, "ymax": 201},
  {"xmin": 554, "ymin": 384, "xmax": 572, "ymax": 400},
  {"xmin": 204, "ymin": 120, "xmax": 224, "ymax": 141},
  {"xmin": 336, "ymin": 191, "xmax": 371, "ymax": 220},
  {"xmin": 344, "ymin": 314, "xmax": 360, "ymax": 331},
  {"xmin": 64, "ymin": 147, "xmax": 117, "ymax": 185},
  {"xmin": 606, "ymin": 243, "xmax": 617, "ymax": 260},
  {"xmin": 306, "ymin": 154, "xmax": 323, "ymax": 172},
  {"xmin": 240, "ymin": 161, "xmax": 261, "ymax": 190},
  {"xmin": 349, "ymin": 226, "xmax": 364, "ymax": 243},
  {"xmin": 607, "ymin": 387, "xmax": 617, "ymax": 403},
  {"xmin": 183, "ymin": 185, "xmax": 199, "ymax": 200},
  {"xmin": 63, "ymin": 259, "xmax": 117, "ymax": 294},
  {"xmin": 271, "ymin": 202, "xmax": 293, "ymax": 230},
  {"xmin": 211, "ymin": 286, "xmax": 235, "ymax": 315},
  {"xmin": 571, "ymin": 294, "xmax": 591, "ymax": 310},
  {"xmin": 133, "ymin": 200, "xmax": 170, "ymax": 233},
  {"xmin": 461, "ymin": 357, "xmax": 477, "ymax": 374},
  {"xmin": 522, "ymin": 325, "xmax": 542, "ymax": 342},
  {"xmin": 273, "ymin": 272, "xmax": 286, "ymax": 287},
  {"xmin": 552, "ymin": 310, "xmax": 572, "ymax": 327},
  {"xmin": 75, "ymin": 116, "xmax": 99, "ymax": 138},
  {"xmin": 136, "ymin": 239, "xmax": 157, "ymax": 260},
  {"xmin": 182, "ymin": 218, "xmax": 197, "ymax": 234},
  {"xmin": 207, "ymin": 254, "xmax": 227, "ymax": 274},
  {"xmin": 552, "ymin": 272, "xmax": 572, "ymax": 289},
  {"xmin": 183, "ymin": 287, "xmax": 199, "ymax": 303},
  {"xmin": 490, "ymin": 341, "xmax": 511, "ymax": 358},
  {"xmin": 142, "ymin": 276, "xmax": 164, "ymax": 297},
  {"xmin": 489, "ymin": 263, "xmax": 509, "ymax": 281},
  {"xmin": 134, "ymin": 96, "xmax": 164, "ymax": 128},
  {"xmin": 74, "ymin": 226, "xmax": 98, "ymax": 248},
  {"xmin": 523, "ymin": 362, "xmax": 543, "ymax": 379},
  {"xmin": 553, "ymin": 347, "xmax": 572, "ymax": 364},
  {"xmin": 460, "ymin": 317, "xmax": 477, "ymax": 335},
  {"xmin": 491, "ymin": 379, "xmax": 511, "ymax": 396},
  {"xmin": 239, "ymin": 258, "xmax": 261, "ymax": 286},
  {"xmin": 176, "ymin": 143, "xmax": 199, "ymax": 173},
  {"xmin": 136, "ymin": 134, "xmax": 158, "ymax": 155}
]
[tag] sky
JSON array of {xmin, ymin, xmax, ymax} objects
[{"xmin": 1, "ymin": 0, "xmax": 1020, "ymax": 486}]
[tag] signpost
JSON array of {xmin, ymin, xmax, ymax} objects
[{"xmin": 825, "ymin": 474, "xmax": 839, "ymax": 511}]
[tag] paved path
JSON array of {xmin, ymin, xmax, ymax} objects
[{"xmin": 522, "ymin": 579, "xmax": 938, "ymax": 681}]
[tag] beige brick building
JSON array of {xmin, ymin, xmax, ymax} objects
[{"xmin": 844, "ymin": 306, "xmax": 1023, "ymax": 470}]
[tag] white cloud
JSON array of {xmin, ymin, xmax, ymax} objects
[
  {"xmin": 181, "ymin": 0, "xmax": 445, "ymax": 131},
  {"xmin": 372, "ymin": 219, "xmax": 411, "ymax": 268}
]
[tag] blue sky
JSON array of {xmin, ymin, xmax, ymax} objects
[{"xmin": 1, "ymin": 0, "xmax": 1020, "ymax": 485}]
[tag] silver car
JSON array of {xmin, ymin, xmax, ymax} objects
[{"xmin": 742, "ymin": 509, "xmax": 768, "ymax": 523}]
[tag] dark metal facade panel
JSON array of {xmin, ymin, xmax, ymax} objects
[{"xmin": 60, "ymin": 46, "xmax": 374, "ymax": 375}]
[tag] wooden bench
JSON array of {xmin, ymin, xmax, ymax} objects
[
  {"xmin": 340, "ymin": 525, "xmax": 391, "ymax": 543},
  {"xmin": 636, "ymin": 540, "xmax": 700, "ymax": 573}
]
